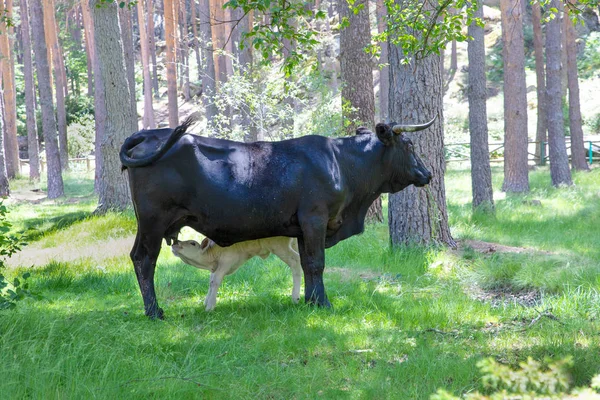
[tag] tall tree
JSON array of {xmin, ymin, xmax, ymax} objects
[
  {"xmin": 545, "ymin": 0, "xmax": 572, "ymax": 186},
  {"xmin": 468, "ymin": 1, "xmax": 494, "ymax": 213},
  {"xmin": 82, "ymin": 0, "xmax": 95, "ymax": 97},
  {"xmin": 0, "ymin": 0, "xmax": 19, "ymax": 178},
  {"xmin": 199, "ymin": 0, "xmax": 218, "ymax": 128},
  {"xmin": 19, "ymin": 0, "xmax": 41, "ymax": 181},
  {"xmin": 118, "ymin": 6, "xmax": 137, "ymax": 129},
  {"xmin": 376, "ymin": 0, "xmax": 389, "ymax": 121},
  {"xmin": 91, "ymin": 0, "xmax": 135, "ymax": 211},
  {"xmin": 388, "ymin": 34, "xmax": 454, "ymax": 247},
  {"xmin": 500, "ymin": 0, "xmax": 529, "ymax": 193},
  {"xmin": 147, "ymin": 0, "xmax": 160, "ymax": 97},
  {"xmin": 180, "ymin": 0, "xmax": 191, "ymax": 101},
  {"xmin": 564, "ymin": 3, "xmax": 588, "ymax": 172},
  {"xmin": 43, "ymin": 0, "xmax": 69, "ymax": 171},
  {"xmin": 338, "ymin": 0, "xmax": 381, "ymax": 222},
  {"xmin": 137, "ymin": 0, "xmax": 156, "ymax": 129},
  {"xmin": 164, "ymin": 0, "xmax": 179, "ymax": 127},
  {"xmin": 532, "ymin": 0, "xmax": 547, "ymax": 165},
  {"xmin": 0, "ymin": 87, "xmax": 10, "ymax": 196},
  {"xmin": 30, "ymin": 0, "xmax": 64, "ymax": 198}
]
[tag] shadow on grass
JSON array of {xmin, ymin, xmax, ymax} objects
[{"xmin": 19, "ymin": 210, "xmax": 93, "ymax": 241}]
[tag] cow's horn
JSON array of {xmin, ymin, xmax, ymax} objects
[{"xmin": 392, "ymin": 116, "xmax": 436, "ymax": 134}]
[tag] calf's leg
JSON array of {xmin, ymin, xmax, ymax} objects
[
  {"xmin": 272, "ymin": 245, "xmax": 302, "ymax": 303},
  {"xmin": 205, "ymin": 268, "xmax": 226, "ymax": 311},
  {"xmin": 130, "ymin": 230, "xmax": 164, "ymax": 319}
]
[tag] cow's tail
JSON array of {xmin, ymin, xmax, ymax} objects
[{"xmin": 120, "ymin": 114, "xmax": 199, "ymax": 170}]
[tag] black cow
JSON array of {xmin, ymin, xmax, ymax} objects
[{"xmin": 120, "ymin": 115, "xmax": 434, "ymax": 318}]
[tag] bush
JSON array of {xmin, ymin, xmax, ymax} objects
[
  {"xmin": 0, "ymin": 202, "xmax": 34, "ymax": 310},
  {"xmin": 65, "ymin": 95, "xmax": 95, "ymax": 125},
  {"xmin": 67, "ymin": 115, "xmax": 95, "ymax": 158},
  {"xmin": 578, "ymin": 32, "xmax": 600, "ymax": 80}
]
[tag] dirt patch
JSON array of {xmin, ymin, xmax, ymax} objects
[
  {"xmin": 8, "ymin": 235, "xmax": 135, "ymax": 268},
  {"xmin": 467, "ymin": 284, "xmax": 542, "ymax": 308},
  {"xmin": 458, "ymin": 239, "xmax": 553, "ymax": 255}
]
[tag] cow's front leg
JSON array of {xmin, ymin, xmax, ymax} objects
[
  {"xmin": 205, "ymin": 268, "xmax": 225, "ymax": 311},
  {"xmin": 298, "ymin": 218, "xmax": 330, "ymax": 308},
  {"xmin": 131, "ymin": 231, "xmax": 164, "ymax": 319}
]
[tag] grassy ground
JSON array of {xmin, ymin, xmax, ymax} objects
[{"xmin": 2, "ymin": 167, "xmax": 600, "ymax": 399}]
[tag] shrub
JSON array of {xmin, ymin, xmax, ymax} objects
[{"xmin": 67, "ymin": 115, "xmax": 95, "ymax": 158}]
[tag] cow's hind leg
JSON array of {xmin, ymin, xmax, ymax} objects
[
  {"xmin": 131, "ymin": 230, "xmax": 164, "ymax": 319},
  {"xmin": 298, "ymin": 216, "xmax": 331, "ymax": 308}
]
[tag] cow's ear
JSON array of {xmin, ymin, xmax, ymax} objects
[
  {"xmin": 355, "ymin": 127, "xmax": 371, "ymax": 136},
  {"xmin": 375, "ymin": 123, "xmax": 394, "ymax": 146}
]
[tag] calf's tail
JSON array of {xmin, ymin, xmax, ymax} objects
[{"xmin": 120, "ymin": 114, "xmax": 199, "ymax": 169}]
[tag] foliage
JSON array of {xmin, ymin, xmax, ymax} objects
[
  {"xmin": 432, "ymin": 357, "xmax": 600, "ymax": 399},
  {"xmin": 65, "ymin": 96, "xmax": 95, "ymax": 125},
  {"xmin": 578, "ymin": 32, "xmax": 600, "ymax": 80},
  {"xmin": 67, "ymin": 115, "xmax": 95, "ymax": 158},
  {"xmin": 0, "ymin": 202, "xmax": 34, "ymax": 310}
]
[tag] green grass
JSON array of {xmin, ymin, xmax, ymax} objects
[{"xmin": 2, "ymin": 167, "xmax": 600, "ymax": 399}]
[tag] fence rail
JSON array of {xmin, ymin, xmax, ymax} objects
[
  {"xmin": 19, "ymin": 156, "xmax": 95, "ymax": 173},
  {"xmin": 445, "ymin": 139, "xmax": 600, "ymax": 164}
]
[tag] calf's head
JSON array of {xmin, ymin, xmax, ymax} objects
[
  {"xmin": 374, "ymin": 118, "xmax": 434, "ymax": 192},
  {"xmin": 171, "ymin": 238, "xmax": 215, "ymax": 271}
]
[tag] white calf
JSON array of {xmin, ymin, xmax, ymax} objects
[{"xmin": 171, "ymin": 237, "xmax": 302, "ymax": 311}]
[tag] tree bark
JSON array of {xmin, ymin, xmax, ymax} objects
[
  {"xmin": 119, "ymin": 6, "xmax": 138, "ymax": 130},
  {"xmin": 137, "ymin": 0, "xmax": 156, "ymax": 129},
  {"xmin": 545, "ymin": 0, "xmax": 572, "ymax": 186},
  {"xmin": 199, "ymin": 0, "xmax": 218, "ymax": 128},
  {"xmin": 468, "ymin": 1, "xmax": 494, "ymax": 213},
  {"xmin": 388, "ymin": 48, "xmax": 455, "ymax": 247},
  {"xmin": 0, "ymin": 87, "xmax": 10, "ymax": 196},
  {"xmin": 0, "ymin": 0, "xmax": 19, "ymax": 178},
  {"xmin": 500, "ymin": 0, "xmax": 529, "ymax": 193},
  {"xmin": 147, "ymin": 0, "xmax": 160, "ymax": 98},
  {"xmin": 165, "ymin": 0, "xmax": 179, "ymax": 127},
  {"xmin": 30, "ymin": 0, "xmax": 64, "ymax": 198},
  {"xmin": 532, "ymin": 1, "xmax": 547, "ymax": 165},
  {"xmin": 376, "ymin": 0, "xmax": 389, "ymax": 121},
  {"xmin": 19, "ymin": 0, "xmax": 41, "ymax": 181},
  {"xmin": 564, "ymin": 3, "xmax": 588, "ymax": 172},
  {"xmin": 43, "ymin": 0, "xmax": 69, "ymax": 171},
  {"xmin": 91, "ymin": 0, "xmax": 134, "ymax": 211},
  {"xmin": 451, "ymin": 39, "xmax": 458, "ymax": 71}
]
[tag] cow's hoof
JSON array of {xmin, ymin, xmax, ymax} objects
[
  {"xmin": 305, "ymin": 297, "xmax": 332, "ymax": 308},
  {"xmin": 146, "ymin": 307, "xmax": 165, "ymax": 320}
]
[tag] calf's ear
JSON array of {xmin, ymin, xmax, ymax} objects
[
  {"xmin": 375, "ymin": 123, "xmax": 394, "ymax": 146},
  {"xmin": 200, "ymin": 238, "xmax": 211, "ymax": 252}
]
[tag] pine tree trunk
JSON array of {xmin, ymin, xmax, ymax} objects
[
  {"xmin": 137, "ymin": 0, "xmax": 156, "ymax": 129},
  {"xmin": 119, "ymin": 7, "xmax": 138, "ymax": 129},
  {"xmin": 199, "ymin": 0, "xmax": 218, "ymax": 128},
  {"xmin": 564, "ymin": 3, "xmax": 588, "ymax": 172},
  {"xmin": 147, "ymin": 0, "xmax": 160, "ymax": 98},
  {"xmin": 545, "ymin": 0, "xmax": 572, "ymax": 186},
  {"xmin": 165, "ymin": 0, "xmax": 179, "ymax": 127},
  {"xmin": 451, "ymin": 39, "xmax": 458, "ymax": 71},
  {"xmin": 500, "ymin": 0, "xmax": 529, "ymax": 193},
  {"xmin": 0, "ymin": 0, "xmax": 19, "ymax": 178},
  {"xmin": 82, "ymin": 0, "xmax": 95, "ymax": 97},
  {"xmin": 0, "ymin": 87, "xmax": 10, "ymax": 196},
  {"xmin": 44, "ymin": 0, "xmax": 69, "ymax": 171},
  {"xmin": 468, "ymin": 1, "xmax": 494, "ymax": 213},
  {"xmin": 190, "ymin": 0, "xmax": 202, "ymax": 81},
  {"xmin": 91, "ymin": 0, "xmax": 134, "ymax": 212},
  {"xmin": 388, "ymin": 49, "xmax": 455, "ymax": 247},
  {"xmin": 30, "ymin": 0, "xmax": 64, "ymax": 198},
  {"xmin": 376, "ymin": 0, "xmax": 389, "ymax": 121},
  {"xmin": 532, "ymin": 1, "xmax": 547, "ymax": 165},
  {"xmin": 180, "ymin": 0, "xmax": 191, "ymax": 101},
  {"xmin": 338, "ymin": 0, "xmax": 375, "ymax": 134},
  {"xmin": 19, "ymin": 0, "xmax": 41, "ymax": 181}
]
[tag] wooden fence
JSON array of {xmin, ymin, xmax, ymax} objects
[{"xmin": 19, "ymin": 156, "xmax": 95, "ymax": 173}]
